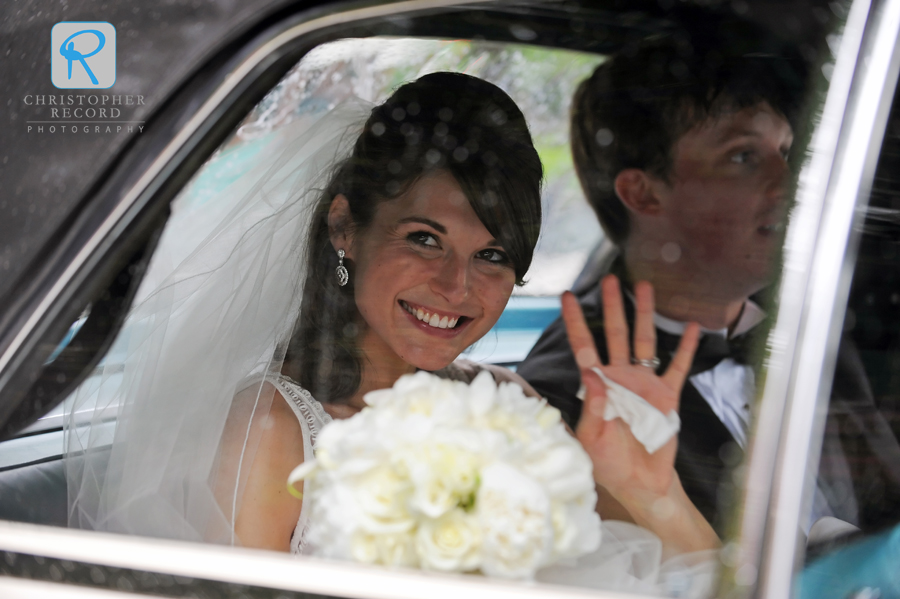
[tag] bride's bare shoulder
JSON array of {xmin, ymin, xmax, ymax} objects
[
  {"xmin": 228, "ymin": 379, "xmax": 305, "ymax": 448},
  {"xmin": 222, "ymin": 379, "xmax": 306, "ymax": 551},
  {"xmin": 217, "ymin": 380, "xmax": 306, "ymax": 482}
]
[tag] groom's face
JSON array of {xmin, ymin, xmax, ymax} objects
[
  {"xmin": 648, "ymin": 102, "xmax": 793, "ymax": 298},
  {"xmin": 346, "ymin": 170, "xmax": 517, "ymax": 372}
]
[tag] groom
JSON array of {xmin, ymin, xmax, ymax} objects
[{"xmin": 518, "ymin": 35, "xmax": 900, "ymax": 535}]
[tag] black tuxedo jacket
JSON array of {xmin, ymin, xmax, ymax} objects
[{"xmin": 517, "ymin": 283, "xmax": 900, "ymax": 536}]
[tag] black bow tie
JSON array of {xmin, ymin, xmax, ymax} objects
[
  {"xmin": 603, "ymin": 256, "xmax": 764, "ymax": 376},
  {"xmin": 656, "ymin": 327, "xmax": 757, "ymax": 376}
]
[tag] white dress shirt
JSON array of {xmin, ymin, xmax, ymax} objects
[
  {"xmin": 652, "ymin": 301, "xmax": 833, "ymax": 530},
  {"xmin": 653, "ymin": 301, "xmax": 765, "ymax": 450}
]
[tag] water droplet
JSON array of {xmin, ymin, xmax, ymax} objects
[
  {"xmin": 49, "ymin": 564, "xmax": 63, "ymax": 582},
  {"xmin": 509, "ymin": 24, "xmax": 537, "ymax": 41},
  {"xmin": 661, "ymin": 242, "xmax": 681, "ymax": 263},
  {"xmin": 595, "ymin": 128, "xmax": 614, "ymax": 147},
  {"xmin": 90, "ymin": 566, "xmax": 106, "ymax": 584}
]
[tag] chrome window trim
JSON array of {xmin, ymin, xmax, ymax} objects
[
  {"xmin": 0, "ymin": 521, "xmax": 636, "ymax": 599},
  {"xmin": 731, "ymin": 0, "xmax": 872, "ymax": 591},
  {"xmin": 733, "ymin": 0, "xmax": 900, "ymax": 597}
]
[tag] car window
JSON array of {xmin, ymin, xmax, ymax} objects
[
  {"xmin": 0, "ymin": 1, "xmax": 862, "ymax": 597},
  {"xmin": 9, "ymin": 36, "xmax": 598, "ymax": 471},
  {"xmin": 793, "ymin": 58, "xmax": 900, "ymax": 598}
]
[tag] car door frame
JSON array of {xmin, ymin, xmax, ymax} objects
[{"xmin": 0, "ymin": 0, "xmax": 893, "ymax": 596}]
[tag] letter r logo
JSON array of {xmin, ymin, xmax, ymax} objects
[{"xmin": 51, "ymin": 22, "xmax": 116, "ymax": 89}]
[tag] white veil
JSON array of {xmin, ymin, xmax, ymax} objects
[{"xmin": 64, "ymin": 100, "xmax": 371, "ymax": 544}]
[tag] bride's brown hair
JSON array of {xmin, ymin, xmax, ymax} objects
[{"xmin": 283, "ymin": 72, "xmax": 543, "ymax": 404}]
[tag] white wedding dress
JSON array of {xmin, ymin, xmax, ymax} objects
[{"xmin": 266, "ymin": 375, "xmax": 332, "ymax": 555}]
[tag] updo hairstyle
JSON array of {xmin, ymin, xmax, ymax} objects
[{"xmin": 283, "ymin": 72, "xmax": 543, "ymax": 404}]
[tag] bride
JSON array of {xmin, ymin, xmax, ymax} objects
[{"xmin": 66, "ymin": 71, "xmax": 717, "ymax": 588}]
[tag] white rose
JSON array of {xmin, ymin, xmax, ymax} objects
[
  {"xmin": 535, "ymin": 402, "xmax": 563, "ymax": 429},
  {"xmin": 350, "ymin": 531, "xmax": 380, "ymax": 563},
  {"xmin": 405, "ymin": 442, "xmax": 480, "ymax": 518},
  {"xmin": 416, "ymin": 508, "xmax": 482, "ymax": 572},
  {"xmin": 467, "ymin": 370, "xmax": 499, "ymax": 417},
  {"xmin": 550, "ymin": 499, "xmax": 601, "ymax": 558},
  {"xmin": 353, "ymin": 464, "xmax": 416, "ymax": 535},
  {"xmin": 305, "ymin": 484, "xmax": 357, "ymax": 558},
  {"xmin": 352, "ymin": 531, "xmax": 418, "ymax": 567},
  {"xmin": 315, "ymin": 416, "xmax": 381, "ymax": 473},
  {"xmin": 521, "ymin": 441, "xmax": 595, "ymax": 502},
  {"xmin": 368, "ymin": 371, "xmax": 464, "ymax": 417},
  {"xmin": 476, "ymin": 462, "xmax": 553, "ymax": 579}
]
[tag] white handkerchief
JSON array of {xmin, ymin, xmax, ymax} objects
[{"xmin": 580, "ymin": 367, "xmax": 680, "ymax": 454}]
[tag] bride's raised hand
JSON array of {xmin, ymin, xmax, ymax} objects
[{"xmin": 563, "ymin": 274, "xmax": 700, "ymax": 503}]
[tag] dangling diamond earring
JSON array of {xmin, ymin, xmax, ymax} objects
[{"xmin": 335, "ymin": 249, "xmax": 349, "ymax": 287}]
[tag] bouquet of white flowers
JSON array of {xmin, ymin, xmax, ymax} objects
[{"xmin": 288, "ymin": 370, "xmax": 601, "ymax": 580}]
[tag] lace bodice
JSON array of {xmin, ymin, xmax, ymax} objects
[{"xmin": 267, "ymin": 375, "xmax": 332, "ymax": 555}]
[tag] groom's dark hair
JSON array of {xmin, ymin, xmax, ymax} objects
[
  {"xmin": 284, "ymin": 72, "xmax": 543, "ymax": 404},
  {"xmin": 571, "ymin": 32, "xmax": 807, "ymax": 245}
]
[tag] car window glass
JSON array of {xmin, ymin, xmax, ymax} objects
[
  {"xmin": 0, "ymin": 3, "xmax": 855, "ymax": 596},
  {"xmin": 0, "ymin": 37, "xmax": 601, "ymax": 467},
  {"xmin": 96, "ymin": 35, "xmax": 603, "ymax": 422},
  {"xmin": 794, "ymin": 79, "xmax": 900, "ymax": 598}
]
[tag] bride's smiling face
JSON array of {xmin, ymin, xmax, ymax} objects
[{"xmin": 336, "ymin": 170, "xmax": 517, "ymax": 372}]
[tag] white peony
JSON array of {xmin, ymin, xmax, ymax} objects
[
  {"xmin": 290, "ymin": 370, "xmax": 601, "ymax": 579},
  {"xmin": 404, "ymin": 440, "xmax": 481, "ymax": 519},
  {"xmin": 351, "ymin": 530, "xmax": 419, "ymax": 567},
  {"xmin": 352, "ymin": 463, "xmax": 416, "ymax": 534},
  {"xmin": 477, "ymin": 461, "xmax": 554, "ymax": 579}
]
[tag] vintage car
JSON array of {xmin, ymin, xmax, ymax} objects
[{"xmin": 1, "ymin": 0, "xmax": 899, "ymax": 597}]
